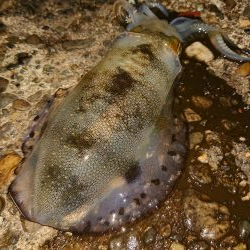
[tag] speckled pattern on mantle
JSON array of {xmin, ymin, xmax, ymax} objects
[{"xmin": 0, "ymin": 0, "xmax": 249, "ymax": 249}]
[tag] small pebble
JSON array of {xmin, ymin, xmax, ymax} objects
[
  {"xmin": 243, "ymin": 5, "xmax": 250, "ymax": 19},
  {"xmin": 0, "ymin": 77, "xmax": 9, "ymax": 93},
  {"xmin": 143, "ymin": 227, "xmax": 157, "ymax": 245},
  {"xmin": 185, "ymin": 42, "xmax": 214, "ymax": 62},
  {"xmin": 127, "ymin": 233, "xmax": 139, "ymax": 250},
  {"xmin": 109, "ymin": 236, "xmax": 125, "ymax": 250},
  {"xmin": 170, "ymin": 242, "xmax": 186, "ymax": 250},
  {"xmin": 219, "ymin": 97, "xmax": 231, "ymax": 107},
  {"xmin": 236, "ymin": 62, "xmax": 250, "ymax": 77},
  {"xmin": 184, "ymin": 108, "xmax": 202, "ymax": 122},
  {"xmin": 21, "ymin": 219, "xmax": 41, "ymax": 233},
  {"xmin": 159, "ymin": 224, "xmax": 171, "ymax": 238},
  {"xmin": 189, "ymin": 132, "xmax": 204, "ymax": 149},
  {"xmin": 189, "ymin": 164, "xmax": 212, "ymax": 184},
  {"xmin": 27, "ymin": 90, "xmax": 43, "ymax": 102},
  {"xmin": 239, "ymin": 220, "xmax": 250, "ymax": 240},
  {"xmin": 197, "ymin": 153, "xmax": 208, "ymax": 163},
  {"xmin": 12, "ymin": 99, "xmax": 31, "ymax": 111},
  {"xmin": 188, "ymin": 241, "xmax": 209, "ymax": 250},
  {"xmin": 239, "ymin": 137, "xmax": 246, "ymax": 142},
  {"xmin": 239, "ymin": 19, "xmax": 250, "ymax": 28},
  {"xmin": 16, "ymin": 52, "xmax": 32, "ymax": 64},
  {"xmin": 0, "ymin": 153, "xmax": 21, "ymax": 188},
  {"xmin": 0, "ymin": 93, "xmax": 17, "ymax": 109},
  {"xmin": 233, "ymin": 243, "xmax": 247, "ymax": 250},
  {"xmin": 0, "ymin": 22, "xmax": 7, "ymax": 33},
  {"xmin": 221, "ymin": 119, "xmax": 234, "ymax": 131},
  {"xmin": 220, "ymin": 235, "xmax": 237, "ymax": 248},
  {"xmin": 224, "ymin": 0, "xmax": 236, "ymax": 10},
  {"xmin": 184, "ymin": 189, "xmax": 230, "ymax": 241},
  {"xmin": 43, "ymin": 64, "xmax": 54, "ymax": 74},
  {"xmin": 62, "ymin": 38, "xmax": 95, "ymax": 51},
  {"xmin": 25, "ymin": 34, "xmax": 43, "ymax": 45},
  {"xmin": 192, "ymin": 96, "xmax": 213, "ymax": 109},
  {"xmin": 205, "ymin": 131, "xmax": 221, "ymax": 144},
  {"xmin": 207, "ymin": 4, "xmax": 223, "ymax": 18}
]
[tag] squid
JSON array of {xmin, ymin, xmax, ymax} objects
[{"xmin": 9, "ymin": 0, "xmax": 250, "ymax": 233}]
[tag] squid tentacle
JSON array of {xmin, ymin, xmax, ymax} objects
[
  {"xmin": 209, "ymin": 32, "xmax": 250, "ymax": 62},
  {"xmin": 113, "ymin": 0, "xmax": 137, "ymax": 24},
  {"xmin": 114, "ymin": 2, "xmax": 249, "ymax": 62},
  {"xmin": 113, "ymin": 0, "xmax": 156, "ymax": 31},
  {"xmin": 144, "ymin": 1, "xmax": 169, "ymax": 18},
  {"xmin": 170, "ymin": 17, "xmax": 250, "ymax": 62}
]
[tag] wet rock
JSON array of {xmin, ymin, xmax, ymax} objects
[
  {"xmin": 0, "ymin": 77, "xmax": 9, "ymax": 93},
  {"xmin": 170, "ymin": 242, "xmax": 185, "ymax": 250},
  {"xmin": 12, "ymin": 99, "xmax": 31, "ymax": 111},
  {"xmin": 62, "ymin": 38, "xmax": 95, "ymax": 51},
  {"xmin": 224, "ymin": 0, "xmax": 236, "ymax": 10},
  {"xmin": 236, "ymin": 62, "xmax": 250, "ymax": 77},
  {"xmin": 143, "ymin": 227, "xmax": 157, "ymax": 245},
  {"xmin": 189, "ymin": 132, "xmax": 203, "ymax": 149},
  {"xmin": 189, "ymin": 164, "xmax": 212, "ymax": 185},
  {"xmin": 184, "ymin": 189, "xmax": 230, "ymax": 241},
  {"xmin": 188, "ymin": 241, "xmax": 209, "ymax": 250},
  {"xmin": 239, "ymin": 220, "xmax": 250, "ymax": 241},
  {"xmin": 109, "ymin": 235, "xmax": 125, "ymax": 250},
  {"xmin": 185, "ymin": 42, "xmax": 214, "ymax": 62},
  {"xmin": 183, "ymin": 108, "xmax": 202, "ymax": 122},
  {"xmin": 25, "ymin": 34, "xmax": 43, "ymax": 45},
  {"xmin": 0, "ymin": 93, "xmax": 17, "ymax": 109},
  {"xmin": 0, "ymin": 153, "xmax": 22, "ymax": 188},
  {"xmin": 0, "ymin": 196, "xmax": 5, "ymax": 214},
  {"xmin": 191, "ymin": 96, "xmax": 213, "ymax": 109},
  {"xmin": 239, "ymin": 19, "xmax": 250, "ymax": 28}
]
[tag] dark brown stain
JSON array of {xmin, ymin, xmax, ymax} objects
[
  {"xmin": 131, "ymin": 44, "xmax": 156, "ymax": 61},
  {"xmin": 66, "ymin": 131, "xmax": 96, "ymax": 151},
  {"xmin": 106, "ymin": 67, "xmax": 136, "ymax": 96},
  {"xmin": 124, "ymin": 162, "xmax": 141, "ymax": 183}
]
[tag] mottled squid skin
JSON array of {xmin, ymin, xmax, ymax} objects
[{"xmin": 10, "ymin": 31, "xmax": 186, "ymax": 232}]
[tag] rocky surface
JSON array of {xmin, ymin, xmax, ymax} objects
[{"xmin": 0, "ymin": 0, "xmax": 249, "ymax": 249}]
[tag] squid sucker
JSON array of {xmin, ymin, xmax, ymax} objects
[{"xmin": 9, "ymin": 1, "xmax": 250, "ymax": 233}]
